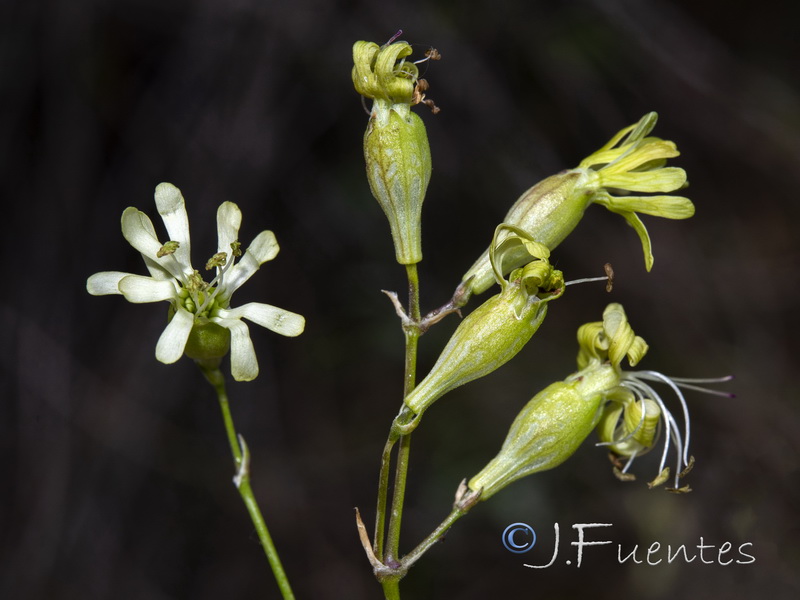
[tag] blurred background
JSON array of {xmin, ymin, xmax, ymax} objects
[{"xmin": 2, "ymin": 0, "xmax": 798, "ymax": 598}]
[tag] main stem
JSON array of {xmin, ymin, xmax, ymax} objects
[
  {"xmin": 381, "ymin": 263, "xmax": 421, "ymax": 599},
  {"xmin": 202, "ymin": 367, "xmax": 296, "ymax": 600}
]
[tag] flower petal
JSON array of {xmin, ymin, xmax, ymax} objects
[
  {"xmin": 119, "ymin": 275, "xmax": 178, "ymax": 303},
  {"xmin": 154, "ymin": 183, "xmax": 193, "ymax": 274},
  {"xmin": 155, "ymin": 307, "xmax": 194, "ymax": 364},
  {"xmin": 121, "ymin": 207, "xmax": 185, "ymax": 280},
  {"xmin": 598, "ymin": 167, "xmax": 687, "ymax": 194},
  {"xmin": 87, "ymin": 271, "xmax": 130, "ymax": 295},
  {"xmin": 218, "ymin": 302, "xmax": 305, "ymax": 337},
  {"xmin": 142, "ymin": 255, "xmax": 175, "ymax": 280},
  {"xmin": 121, "ymin": 207, "xmax": 163, "ymax": 259},
  {"xmin": 221, "ymin": 231, "xmax": 279, "ymax": 296},
  {"xmin": 216, "ymin": 201, "xmax": 242, "ymax": 257},
  {"xmin": 218, "ymin": 318, "xmax": 259, "ymax": 381}
]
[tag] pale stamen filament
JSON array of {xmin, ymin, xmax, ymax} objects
[{"xmin": 197, "ymin": 252, "xmax": 235, "ymax": 315}]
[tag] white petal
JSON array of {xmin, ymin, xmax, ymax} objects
[
  {"xmin": 87, "ymin": 271, "xmax": 130, "ymax": 295},
  {"xmin": 222, "ymin": 231, "xmax": 279, "ymax": 295},
  {"xmin": 154, "ymin": 183, "xmax": 192, "ymax": 271},
  {"xmin": 216, "ymin": 201, "xmax": 242, "ymax": 256},
  {"xmin": 155, "ymin": 307, "xmax": 194, "ymax": 364},
  {"xmin": 218, "ymin": 318, "xmax": 258, "ymax": 381},
  {"xmin": 142, "ymin": 255, "xmax": 174, "ymax": 280},
  {"xmin": 119, "ymin": 275, "xmax": 178, "ymax": 303},
  {"xmin": 121, "ymin": 207, "xmax": 186, "ymax": 280},
  {"xmin": 121, "ymin": 207, "xmax": 162, "ymax": 259},
  {"xmin": 247, "ymin": 230, "xmax": 280, "ymax": 264},
  {"xmin": 219, "ymin": 302, "xmax": 305, "ymax": 337}
]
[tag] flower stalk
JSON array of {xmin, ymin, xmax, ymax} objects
[{"xmin": 200, "ymin": 366, "xmax": 296, "ymax": 600}]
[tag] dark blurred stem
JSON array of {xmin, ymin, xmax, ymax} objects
[
  {"xmin": 380, "ymin": 264, "xmax": 421, "ymax": 599},
  {"xmin": 201, "ymin": 366, "xmax": 296, "ymax": 600}
]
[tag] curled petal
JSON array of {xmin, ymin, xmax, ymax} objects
[
  {"xmin": 216, "ymin": 201, "xmax": 242, "ymax": 256},
  {"xmin": 154, "ymin": 183, "xmax": 193, "ymax": 273},
  {"xmin": 217, "ymin": 318, "xmax": 259, "ymax": 381},
  {"xmin": 87, "ymin": 271, "xmax": 130, "ymax": 296},
  {"xmin": 118, "ymin": 275, "xmax": 178, "ymax": 303},
  {"xmin": 218, "ymin": 302, "xmax": 306, "ymax": 337},
  {"xmin": 155, "ymin": 307, "xmax": 194, "ymax": 364},
  {"xmin": 603, "ymin": 303, "xmax": 649, "ymax": 367},
  {"xmin": 352, "ymin": 40, "xmax": 416, "ymax": 104}
]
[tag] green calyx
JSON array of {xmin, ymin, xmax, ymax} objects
[
  {"xmin": 461, "ymin": 112, "xmax": 695, "ymax": 297},
  {"xmin": 468, "ymin": 362, "xmax": 619, "ymax": 501},
  {"xmin": 184, "ymin": 319, "xmax": 231, "ymax": 364},
  {"xmin": 399, "ymin": 230, "xmax": 564, "ymax": 426},
  {"xmin": 466, "ymin": 302, "xmax": 651, "ymax": 500},
  {"xmin": 354, "ymin": 39, "xmax": 433, "ymax": 265},
  {"xmin": 364, "ymin": 108, "xmax": 431, "ymax": 264}
]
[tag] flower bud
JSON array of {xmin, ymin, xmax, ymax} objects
[
  {"xmin": 398, "ymin": 228, "xmax": 564, "ymax": 431},
  {"xmin": 353, "ymin": 40, "xmax": 432, "ymax": 264},
  {"xmin": 462, "ymin": 112, "xmax": 695, "ymax": 297}
]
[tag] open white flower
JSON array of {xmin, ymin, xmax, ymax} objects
[{"xmin": 87, "ymin": 182, "xmax": 305, "ymax": 381}]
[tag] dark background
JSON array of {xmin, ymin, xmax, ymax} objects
[{"xmin": 2, "ymin": 0, "xmax": 798, "ymax": 598}]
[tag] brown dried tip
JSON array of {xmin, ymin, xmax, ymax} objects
[
  {"xmin": 613, "ymin": 466, "xmax": 636, "ymax": 482},
  {"xmin": 604, "ymin": 263, "xmax": 614, "ymax": 293},
  {"xmin": 412, "ymin": 78, "xmax": 440, "ymax": 114},
  {"xmin": 425, "ymin": 47, "xmax": 441, "ymax": 60}
]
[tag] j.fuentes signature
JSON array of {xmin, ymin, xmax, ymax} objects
[{"xmin": 502, "ymin": 523, "xmax": 755, "ymax": 568}]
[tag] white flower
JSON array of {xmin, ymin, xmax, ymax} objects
[{"xmin": 87, "ymin": 182, "xmax": 305, "ymax": 381}]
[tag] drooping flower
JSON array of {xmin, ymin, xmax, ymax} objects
[
  {"xmin": 465, "ymin": 303, "xmax": 731, "ymax": 501},
  {"xmin": 87, "ymin": 182, "xmax": 305, "ymax": 381},
  {"xmin": 460, "ymin": 112, "xmax": 695, "ymax": 299},
  {"xmin": 466, "ymin": 302, "xmax": 643, "ymax": 500}
]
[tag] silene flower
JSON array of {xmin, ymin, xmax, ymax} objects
[
  {"xmin": 582, "ymin": 305, "xmax": 733, "ymax": 492},
  {"xmin": 464, "ymin": 303, "xmax": 731, "ymax": 503},
  {"xmin": 87, "ymin": 182, "xmax": 305, "ymax": 381},
  {"xmin": 460, "ymin": 112, "xmax": 695, "ymax": 299}
]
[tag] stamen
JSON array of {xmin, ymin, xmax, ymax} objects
[
  {"xmin": 566, "ymin": 262, "xmax": 614, "ymax": 290},
  {"xmin": 635, "ymin": 371, "xmax": 692, "ymax": 467},
  {"xmin": 197, "ymin": 245, "xmax": 238, "ymax": 315},
  {"xmin": 565, "ymin": 275, "xmax": 609, "ymax": 286},
  {"xmin": 384, "ymin": 29, "xmax": 403, "ymax": 47}
]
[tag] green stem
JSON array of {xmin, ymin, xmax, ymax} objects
[
  {"xmin": 202, "ymin": 366, "xmax": 296, "ymax": 600},
  {"xmin": 372, "ymin": 436, "xmax": 395, "ymax": 558},
  {"xmin": 380, "ymin": 264, "xmax": 421, "ymax": 599},
  {"xmin": 401, "ymin": 507, "xmax": 465, "ymax": 569}
]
